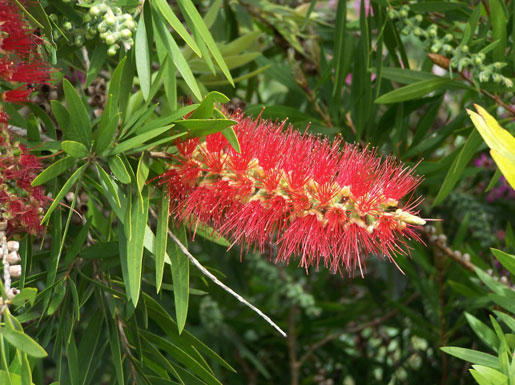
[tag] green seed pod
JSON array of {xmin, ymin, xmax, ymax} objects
[
  {"xmin": 387, "ymin": 10, "xmax": 397, "ymax": 19},
  {"xmin": 399, "ymin": 9, "xmax": 408, "ymax": 18},
  {"xmin": 492, "ymin": 73, "xmax": 502, "ymax": 83},
  {"xmin": 401, "ymin": 27, "xmax": 410, "ymax": 36},
  {"xmin": 400, "ymin": 5, "xmax": 410, "ymax": 12},
  {"xmin": 120, "ymin": 29, "xmax": 132, "ymax": 39},
  {"xmin": 49, "ymin": 13, "xmax": 58, "ymax": 23},
  {"xmin": 413, "ymin": 27, "xmax": 423, "ymax": 37},
  {"xmin": 112, "ymin": 7, "xmax": 122, "ymax": 16},
  {"xmin": 63, "ymin": 21, "xmax": 73, "ymax": 31},
  {"xmin": 461, "ymin": 45, "xmax": 469, "ymax": 53},
  {"xmin": 83, "ymin": 13, "xmax": 92, "ymax": 23},
  {"xmin": 99, "ymin": 31, "xmax": 109, "ymax": 40},
  {"xmin": 428, "ymin": 28, "xmax": 437, "ymax": 38},
  {"xmin": 443, "ymin": 44, "xmax": 453, "ymax": 54},
  {"xmin": 88, "ymin": 26, "xmax": 97, "ymax": 36},
  {"xmin": 97, "ymin": 3, "xmax": 108, "ymax": 13},
  {"xmin": 493, "ymin": 62, "xmax": 505, "ymax": 70},
  {"xmin": 444, "ymin": 33, "xmax": 453, "ymax": 42},
  {"xmin": 478, "ymin": 52, "xmax": 486, "ymax": 60},
  {"xmin": 414, "ymin": 14, "xmax": 423, "ymax": 23}
]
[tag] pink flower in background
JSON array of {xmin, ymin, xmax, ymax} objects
[{"xmin": 156, "ymin": 111, "xmax": 426, "ymax": 276}]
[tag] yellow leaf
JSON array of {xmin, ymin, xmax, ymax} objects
[{"xmin": 467, "ymin": 104, "xmax": 515, "ymax": 190}]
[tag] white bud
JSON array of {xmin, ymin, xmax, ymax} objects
[
  {"xmin": 9, "ymin": 265, "xmax": 21, "ymax": 278},
  {"xmin": 7, "ymin": 241, "xmax": 19, "ymax": 252},
  {"xmin": 500, "ymin": 276, "xmax": 508, "ymax": 284},
  {"xmin": 7, "ymin": 251, "xmax": 20, "ymax": 264},
  {"xmin": 462, "ymin": 253, "xmax": 470, "ymax": 262}
]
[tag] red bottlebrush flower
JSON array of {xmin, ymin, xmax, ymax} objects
[
  {"xmin": 2, "ymin": 86, "xmax": 33, "ymax": 103},
  {"xmin": 156, "ymin": 111, "xmax": 427, "ymax": 276}
]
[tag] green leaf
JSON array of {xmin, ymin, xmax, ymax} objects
[
  {"xmin": 176, "ymin": 0, "xmax": 234, "ymax": 86},
  {"xmin": 375, "ymin": 78, "xmax": 452, "ymax": 104},
  {"xmin": 109, "ymin": 125, "xmax": 174, "ymax": 155},
  {"xmin": 10, "ymin": 288, "xmax": 38, "ymax": 307},
  {"xmin": 493, "ymin": 311, "xmax": 515, "ymax": 332},
  {"xmin": 3, "ymin": 329, "xmax": 47, "ymax": 358},
  {"xmin": 85, "ymin": 43, "xmax": 108, "ymax": 88},
  {"xmin": 78, "ymin": 311, "xmax": 104, "ymax": 385},
  {"xmin": 94, "ymin": 111, "xmax": 120, "ymax": 155},
  {"xmin": 95, "ymin": 163, "xmax": 121, "ymax": 208},
  {"xmin": 490, "ymin": 0, "xmax": 507, "ymax": 62},
  {"xmin": 50, "ymin": 100, "xmax": 70, "ymax": 134},
  {"xmin": 174, "ymin": 119, "xmax": 237, "ymax": 137},
  {"xmin": 108, "ymin": 56, "xmax": 127, "ymax": 113},
  {"xmin": 32, "ymin": 156, "xmax": 76, "ymax": 186},
  {"xmin": 108, "ymin": 155, "xmax": 132, "ymax": 184},
  {"xmin": 126, "ymin": 187, "xmax": 150, "ymax": 305},
  {"xmin": 491, "ymin": 249, "xmax": 515, "ymax": 276},
  {"xmin": 220, "ymin": 31, "xmax": 262, "ymax": 56},
  {"xmin": 41, "ymin": 163, "xmax": 87, "ymax": 223},
  {"xmin": 222, "ymin": 126, "xmax": 240, "ymax": 153},
  {"xmin": 62, "ymin": 141, "xmax": 89, "ymax": 158},
  {"xmin": 465, "ymin": 313, "xmax": 499, "ymax": 351},
  {"xmin": 170, "ymin": 227, "xmax": 189, "ymax": 335},
  {"xmin": 440, "ymin": 347, "xmax": 499, "ymax": 368},
  {"xmin": 153, "ymin": 0, "xmax": 201, "ymax": 57},
  {"xmin": 62, "ymin": 78, "xmax": 92, "ymax": 147},
  {"xmin": 108, "ymin": 319, "xmax": 125, "ymax": 385},
  {"xmin": 136, "ymin": 153, "xmax": 150, "ymax": 194},
  {"xmin": 152, "ymin": 8, "xmax": 202, "ymax": 101},
  {"xmin": 189, "ymin": 91, "xmax": 229, "ymax": 119},
  {"xmin": 471, "ymin": 365, "xmax": 508, "ymax": 385},
  {"xmin": 332, "ymin": 0, "xmax": 346, "ymax": 97},
  {"xmin": 433, "ymin": 130, "xmax": 482, "ymax": 206},
  {"xmin": 155, "ymin": 189, "xmax": 170, "ymax": 292},
  {"xmin": 135, "ymin": 12, "xmax": 151, "ymax": 100}
]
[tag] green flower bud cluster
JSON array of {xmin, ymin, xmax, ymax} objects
[
  {"xmin": 49, "ymin": 0, "xmax": 137, "ymax": 56},
  {"xmin": 389, "ymin": 5, "xmax": 513, "ymax": 89}
]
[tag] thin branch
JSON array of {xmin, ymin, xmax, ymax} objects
[
  {"xmin": 297, "ymin": 292, "xmax": 419, "ymax": 367},
  {"xmin": 166, "ymin": 225, "xmax": 287, "ymax": 337}
]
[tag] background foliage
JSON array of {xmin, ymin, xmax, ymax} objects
[{"xmin": 1, "ymin": 0, "xmax": 514, "ymax": 384}]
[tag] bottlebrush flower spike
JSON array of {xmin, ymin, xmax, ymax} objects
[{"xmin": 157, "ymin": 111, "xmax": 426, "ymax": 276}]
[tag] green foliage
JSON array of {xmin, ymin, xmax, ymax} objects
[{"xmin": 2, "ymin": 0, "xmax": 514, "ymax": 384}]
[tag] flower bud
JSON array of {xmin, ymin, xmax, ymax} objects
[
  {"xmin": 104, "ymin": 15, "xmax": 117, "ymax": 26},
  {"xmin": 7, "ymin": 241, "xmax": 19, "ymax": 252},
  {"xmin": 9, "ymin": 265, "xmax": 21, "ymax": 278},
  {"xmin": 90, "ymin": 5, "xmax": 101, "ymax": 17},
  {"xmin": 414, "ymin": 15, "xmax": 423, "ymax": 23},
  {"xmin": 7, "ymin": 251, "xmax": 20, "ymax": 264},
  {"xmin": 121, "ymin": 29, "xmax": 132, "ymax": 39}
]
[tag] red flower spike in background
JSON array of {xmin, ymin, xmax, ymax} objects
[
  {"xmin": 157, "ymin": 111, "xmax": 427, "ymax": 276},
  {"xmin": 0, "ymin": 0, "xmax": 52, "ymax": 235}
]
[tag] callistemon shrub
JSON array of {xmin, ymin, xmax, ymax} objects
[{"xmin": 158, "ymin": 111, "xmax": 426, "ymax": 275}]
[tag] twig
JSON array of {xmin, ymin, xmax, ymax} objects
[
  {"xmin": 166, "ymin": 225, "xmax": 287, "ymax": 337},
  {"xmin": 296, "ymin": 292, "xmax": 419, "ymax": 367},
  {"xmin": 288, "ymin": 306, "xmax": 300, "ymax": 385},
  {"xmin": 420, "ymin": 227, "xmax": 475, "ymax": 272}
]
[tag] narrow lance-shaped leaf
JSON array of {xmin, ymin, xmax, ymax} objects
[{"xmin": 155, "ymin": 188, "xmax": 170, "ymax": 292}]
